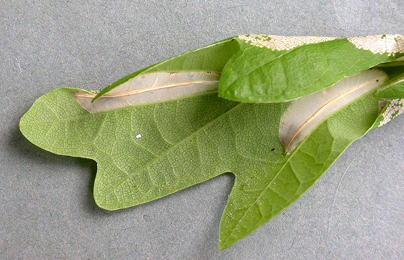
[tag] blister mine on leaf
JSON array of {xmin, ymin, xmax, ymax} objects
[
  {"xmin": 280, "ymin": 69, "xmax": 388, "ymax": 153},
  {"xmin": 76, "ymin": 71, "xmax": 220, "ymax": 113}
]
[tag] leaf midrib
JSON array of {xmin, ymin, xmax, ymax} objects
[
  {"xmin": 221, "ymin": 149, "xmax": 294, "ymax": 247},
  {"xmin": 101, "ymin": 102, "xmax": 244, "ymax": 200}
]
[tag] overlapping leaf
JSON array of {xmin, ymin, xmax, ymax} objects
[{"xmin": 219, "ymin": 35, "xmax": 404, "ymax": 102}]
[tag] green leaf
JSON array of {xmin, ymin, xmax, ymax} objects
[
  {"xmin": 93, "ymin": 35, "xmax": 404, "ymax": 104},
  {"xmin": 219, "ymin": 93, "xmax": 379, "ymax": 249},
  {"xmin": 92, "ymin": 38, "xmax": 239, "ymax": 102},
  {"xmin": 219, "ymin": 35, "xmax": 404, "ymax": 103},
  {"xmin": 19, "ymin": 35, "xmax": 404, "ymax": 249},
  {"xmin": 20, "ymin": 69, "xmax": 387, "ymax": 249}
]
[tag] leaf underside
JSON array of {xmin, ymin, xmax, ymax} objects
[
  {"xmin": 20, "ymin": 87, "xmax": 379, "ymax": 249},
  {"xmin": 19, "ymin": 34, "xmax": 404, "ymax": 249}
]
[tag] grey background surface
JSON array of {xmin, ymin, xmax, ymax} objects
[{"xmin": 1, "ymin": 0, "xmax": 404, "ymax": 259}]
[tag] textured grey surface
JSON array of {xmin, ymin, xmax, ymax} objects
[{"xmin": 1, "ymin": 0, "xmax": 404, "ymax": 259}]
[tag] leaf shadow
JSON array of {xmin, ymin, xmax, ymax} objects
[
  {"xmin": 193, "ymin": 173, "xmax": 235, "ymax": 257},
  {"xmin": 7, "ymin": 122, "xmax": 102, "ymax": 215},
  {"xmin": 8, "ymin": 121, "xmax": 236, "ymax": 220}
]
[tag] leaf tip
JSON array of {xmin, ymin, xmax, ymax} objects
[
  {"xmin": 91, "ymin": 94, "xmax": 101, "ymax": 103},
  {"xmin": 218, "ymin": 241, "xmax": 232, "ymax": 250},
  {"xmin": 218, "ymin": 231, "xmax": 239, "ymax": 250}
]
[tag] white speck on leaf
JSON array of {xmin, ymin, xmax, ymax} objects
[{"xmin": 136, "ymin": 134, "xmax": 142, "ymax": 139}]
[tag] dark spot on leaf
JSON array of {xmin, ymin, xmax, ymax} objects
[{"xmin": 271, "ymin": 148, "xmax": 275, "ymax": 151}]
